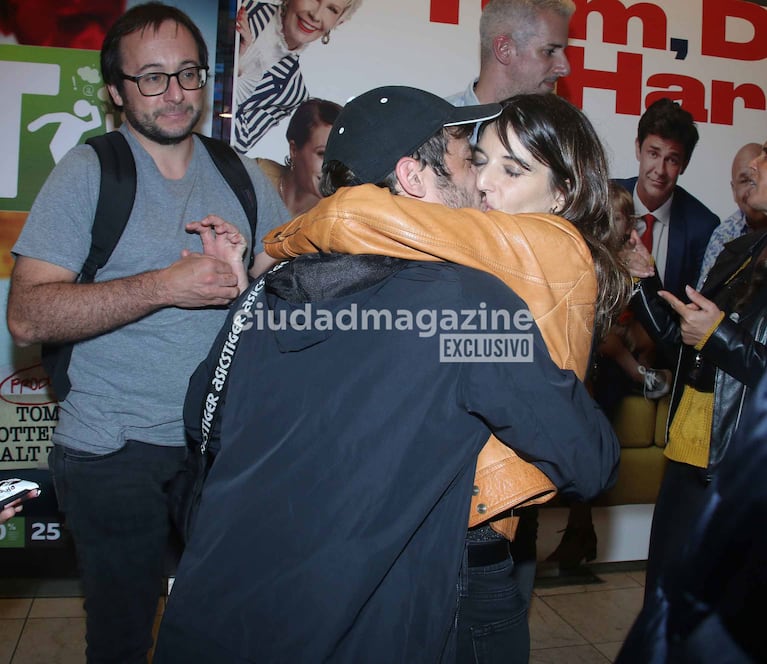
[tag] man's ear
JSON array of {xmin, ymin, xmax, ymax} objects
[
  {"xmin": 634, "ymin": 138, "xmax": 642, "ymax": 161},
  {"xmin": 394, "ymin": 157, "xmax": 428, "ymax": 199},
  {"xmin": 107, "ymin": 84, "xmax": 124, "ymax": 110},
  {"xmin": 493, "ymin": 34, "xmax": 513, "ymax": 65}
]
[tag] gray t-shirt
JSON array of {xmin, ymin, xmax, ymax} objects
[{"xmin": 13, "ymin": 125, "xmax": 290, "ymax": 453}]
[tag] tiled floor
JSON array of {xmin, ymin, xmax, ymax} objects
[
  {"xmin": 0, "ymin": 563, "xmax": 644, "ymax": 663},
  {"xmin": 530, "ymin": 564, "xmax": 645, "ymax": 662}
]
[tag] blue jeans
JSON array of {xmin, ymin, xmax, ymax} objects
[
  {"xmin": 49, "ymin": 440, "xmax": 186, "ymax": 664},
  {"xmin": 456, "ymin": 553, "xmax": 530, "ymax": 663}
]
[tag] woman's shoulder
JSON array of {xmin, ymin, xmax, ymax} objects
[{"xmin": 499, "ymin": 213, "xmax": 594, "ymax": 268}]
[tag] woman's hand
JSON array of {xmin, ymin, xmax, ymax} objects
[
  {"xmin": 658, "ymin": 285, "xmax": 723, "ymax": 347},
  {"xmin": 186, "ymin": 216, "xmax": 249, "ymax": 294},
  {"xmin": 619, "ymin": 229, "xmax": 655, "ymax": 279}
]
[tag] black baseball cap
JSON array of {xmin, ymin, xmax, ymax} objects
[{"xmin": 324, "ymin": 85, "xmax": 502, "ymax": 184}]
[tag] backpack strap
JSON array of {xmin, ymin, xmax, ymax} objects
[
  {"xmin": 196, "ymin": 133, "xmax": 258, "ymax": 268},
  {"xmin": 80, "ymin": 132, "xmax": 137, "ymax": 283},
  {"xmin": 41, "ymin": 132, "xmax": 136, "ymax": 399}
]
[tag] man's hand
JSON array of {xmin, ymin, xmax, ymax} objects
[
  {"xmin": 658, "ymin": 285, "xmax": 723, "ymax": 347},
  {"xmin": 160, "ymin": 253, "xmax": 241, "ymax": 308}
]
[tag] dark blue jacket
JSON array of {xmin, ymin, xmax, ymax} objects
[
  {"xmin": 614, "ymin": 177, "xmax": 719, "ymax": 299},
  {"xmin": 155, "ymin": 255, "xmax": 619, "ymax": 663},
  {"xmin": 617, "ymin": 371, "xmax": 767, "ymax": 663}
]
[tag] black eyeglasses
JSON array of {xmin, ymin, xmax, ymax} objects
[{"xmin": 120, "ymin": 66, "xmax": 208, "ymax": 97}]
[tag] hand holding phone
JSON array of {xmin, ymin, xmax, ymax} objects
[{"xmin": 0, "ymin": 478, "xmax": 41, "ymax": 510}]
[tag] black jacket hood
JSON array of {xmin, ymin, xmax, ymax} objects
[{"xmin": 264, "ymin": 253, "xmax": 411, "ymax": 352}]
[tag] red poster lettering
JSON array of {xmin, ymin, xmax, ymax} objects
[
  {"xmin": 645, "ymin": 75, "xmax": 709, "ymax": 121},
  {"xmin": 709, "ymin": 80, "xmax": 766, "ymax": 124},
  {"xmin": 430, "ymin": 0, "xmax": 491, "ymax": 25},
  {"xmin": 570, "ymin": 0, "xmax": 666, "ymax": 48},
  {"xmin": 558, "ymin": 45, "xmax": 643, "ymax": 114},
  {"xmin": 702, "ymin": 0, "xmax": 767, "ymax": 61}
]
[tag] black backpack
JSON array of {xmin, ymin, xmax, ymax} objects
[{"xmin": 41, "ymin": 131, "xmax": 259, "ymax": 400}]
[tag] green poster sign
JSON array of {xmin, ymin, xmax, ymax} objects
[{"xmin": 0, "ymin": 44, "xmax": 113, "ymax": 212}]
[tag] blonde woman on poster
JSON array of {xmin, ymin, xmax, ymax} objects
[{"xmin": 232, "ymin": 0, "xmax": 362, "ymax": 155}]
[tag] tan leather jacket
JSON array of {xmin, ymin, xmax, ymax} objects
[{"xmin": 263, "ymin": 185, "xmax": 597, "ymax": 536}]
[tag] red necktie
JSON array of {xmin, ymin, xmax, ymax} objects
[{"xmin": 641, "ymin": 214, "xmax": 655, "ymax": 254}]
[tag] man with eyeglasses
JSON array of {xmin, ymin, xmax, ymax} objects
[{"xmin": 6, "ymin": 3, "xmax": 289, "ymax": 662}]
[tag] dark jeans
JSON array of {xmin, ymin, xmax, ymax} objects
[
  {"xmin": 456, "ymin": 553, "xmax": 530, "ymax": 664},
  {"xmin": 455, "ymin": 508, "xmax": 539, "ymax": 663},
  {"xmin": 49, "ymin": 440, "xmax": 187, "ymax": 664},
  {"xmin": 509, "ymin": 507, "xmax": 538, "ymax": 602},
  {"xmin": 644, "ymin": 460, "xmax": 711, "ymax": 602}
]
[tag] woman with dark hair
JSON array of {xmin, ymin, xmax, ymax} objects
[
  {"xmin": 256, "ymin": 98, "xmax": 342, "ymax": 215},
  {"xmin": 233, "ymin": 0, "xmax": 362, "ymax": 154},
  {"xmin": 473, "ymin": 94, "xmax": 629, "ymax": 339},
  {"xmin": 458, "ymin": 93, "xmax": 631, "ymax": 644},
  {"xmin": 474, "ymin": 98, "xmax": 665, "ymax": 387}
]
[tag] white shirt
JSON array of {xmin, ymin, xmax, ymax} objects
[{"xmin": 632, "ymin": 193, "xmax": 674, "ymax": 285}]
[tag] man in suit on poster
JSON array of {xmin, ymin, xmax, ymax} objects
[{"xmin": 614, "ymin": 97, "xmax": 719, "ymax": 299}]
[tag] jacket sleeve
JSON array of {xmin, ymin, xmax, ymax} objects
[
  {"xmin": 459, "ymin": 283, "xmax": 620, "ymax": 501},
  {"xmin": 701, "ymin": 316, "xmax": 767, "ymax": 389},
  {"xmin": 464, "ymin": 346, "xmax": 620, "ymax": 502},
  {"xmin": 263, "ymin": 184, "xmax": 597, "ymax": 380},
  {"xmin": 630, "ymin": 273, "xmax": 682, "ymax": 353}
]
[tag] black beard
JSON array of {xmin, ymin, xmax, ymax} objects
[{"xmin": 123, "ymin": 104, "xmax": 202, "ymax": 146}]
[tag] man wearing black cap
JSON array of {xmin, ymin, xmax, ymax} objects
[{"xmin": 154, "ymin": 87, "xmax": 619, "ymax": 663}]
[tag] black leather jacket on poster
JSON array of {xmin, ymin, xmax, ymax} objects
[{"xmin": 632, "ymin": 230, "xmax": 767, "ymax": 474}]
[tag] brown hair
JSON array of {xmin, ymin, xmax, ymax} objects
[{"xmin": 480, "ymin": 94, "xmax": 631, "ymax": 340}]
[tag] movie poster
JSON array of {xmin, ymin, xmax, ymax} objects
[
  {"xmin": 0, "ymin": 0, "xmax": 765, "ymax": 562},
  {"xmin": 227, "ymin": 0, "xmax": 767, "ymax": 221}
]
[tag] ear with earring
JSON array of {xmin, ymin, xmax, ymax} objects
[
  {"xmin": 321, "ymin": 32, "xmax": 330, "ymax": 45},
  {"xmin": 550, "ymin": 191, "xmax": 566, "ymax": 215}
]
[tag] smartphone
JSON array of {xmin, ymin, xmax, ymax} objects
[{"xmin": 0, "ymin": 478, "xmax": 41, "ymax": 509}]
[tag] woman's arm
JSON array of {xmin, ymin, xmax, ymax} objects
[{"xmin": 263, "ymin": 184, "xmax": 597, "ymax": 378}]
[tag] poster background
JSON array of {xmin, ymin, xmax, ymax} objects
[
  {"xmin": 242, "ymin": 0, "xmax": 767, "ymax": 221},
  {"xmin": 0, "ymin": 0, "xmax": 765, "ymax": 568}
]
